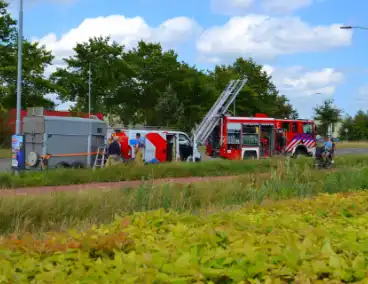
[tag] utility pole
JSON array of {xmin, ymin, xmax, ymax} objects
[
  {"xmin": 87, "ymin": 62, "xmax": 92, "ymax": 167},
  {"xmin": 88, "ymin": 62, "xmax": 91, "ymax": 118},
  {"xmin": 15, "ymin": 0, "xmax": 23, "ymax": 135}
]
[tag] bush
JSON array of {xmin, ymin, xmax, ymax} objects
[{"xmin": 1, "ymin": 191, "xmax": 368, "ymax": 282}]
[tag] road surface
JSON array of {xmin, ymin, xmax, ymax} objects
[
  {"xmin": 0, "ymin": 148, "xmax": 367, "ymax": 173},
  {"xmin": 0, "ymin": 158, "xmax": 10, "ymax": 173}
]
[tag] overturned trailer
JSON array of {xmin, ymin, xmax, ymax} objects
[{"xmin": 23, "ymin": 108, "xmax": 107, "ymax": 170}]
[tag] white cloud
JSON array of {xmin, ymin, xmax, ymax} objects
[
  {"xmin": 197, "ymin": 15, "xmax": 352, "ymax": 62},
  {"xmin": 211, "ymin": 0, "xmax": 314, "ymax": 15},
  {"xmin": 35, "ymin": 15, "xmax": 201, "ymax": 65},
  {"xmin": 262, "ymin": 65, "xmax": 344, "ymax": 118}
]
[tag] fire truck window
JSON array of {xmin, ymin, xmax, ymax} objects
[
  {"xmin": 179, "ymin": 134, "xmax": 190, "ymax": 145},
  {"xmin": 227, "ymin": 130, "xmax": 241, "ymax": 145},
  {"xmin": 242, "ymin": 134, "xmax": 259, "ymax": 146},
  {"xmin": 282, "ymin": 122, "xmax": 290, "ymax": 132},
  {"xmin": 291, "ymin": 123, "xmax": 298, "ymax": 133},
  {"xmin": 303, "ymin": 123, "xmax": 313, "ymax": 134}
]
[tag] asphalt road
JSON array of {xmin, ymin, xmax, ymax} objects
[
  {"xmin": 0, "ymin": 158, "xmax": 11, "ymax": 172},
  {"xmin": 0, "ymin": 148, "xmax": 367, "ymax": 173}
]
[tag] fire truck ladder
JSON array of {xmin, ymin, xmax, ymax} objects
[
  {"xmin": 192, "ymin": 79, "xmax": 247, "ymax": 144},
  {"xmin": 93, "ymin": 145, "xmax": 107, "ymax": 170}
]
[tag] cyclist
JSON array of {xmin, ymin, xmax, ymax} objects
[{"xmin": 322, "ymin": 136, "xmax": 333, "ymax": 162}]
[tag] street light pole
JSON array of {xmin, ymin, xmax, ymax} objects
[
  {"xmin": 340, "ymin": 26, "xmax": 368, "ymax": 30},
  {"xmin": 87, "ymin": 62, "xmax": 92, "ymax": 168},
  {"xmin": 15, "ymin": 0, "xmax": 23, "ymax": 135},
  {"xmin": 88, "ymin": 62, "xmax": 91, "ymax": 118}
]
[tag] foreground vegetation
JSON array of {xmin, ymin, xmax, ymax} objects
[
  {"xmin": 0, "ymin": 158, "xmax": 367, "ymax": 282},
  {"xmin": 0, "ymin": 160, "xmax": 367, "ymax": 234},
  {"xmin": 1, "ymin": 190, "xmax": 368, "ymax": 282},
  {"xmin": 1, "ymin": 155, "xmax": 368, "ymax": 189}
]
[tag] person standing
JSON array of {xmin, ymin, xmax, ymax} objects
[
  {"xmin": 107, "ymin": 136, "xmax": 121, "ymax": 167},
  {"xmin": 134, "ymin": 133, "xmax": 144, "ymax": 165}
]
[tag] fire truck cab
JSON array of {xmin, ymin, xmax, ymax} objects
[{"xmin": 206, "ymin": 114, "xmax": 316, "ymax": 160}]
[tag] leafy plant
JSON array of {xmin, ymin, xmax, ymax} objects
[{"xmin": 1, "ymin": 192, "xmax": 368, "ymax": 282}]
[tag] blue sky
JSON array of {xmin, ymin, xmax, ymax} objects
[{"xmin": 9, "ymin": 0, "xmax": 368, "ymax": 118}]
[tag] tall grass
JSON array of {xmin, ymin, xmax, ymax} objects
[
  {"xmin": 1, "ymin": 154, "xmax": 368, "ymax": 188},
  {"xmin": 335, "ymin": 141, "xmax": 368, "ymax": 148},
  {"xmin": 0, "ymin": 160, "xmax": 367, "ymax": 235}
]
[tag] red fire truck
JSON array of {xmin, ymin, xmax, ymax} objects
[{"xmin": 206, "ymin": 113, "xmax": 316, "ymax": 160}]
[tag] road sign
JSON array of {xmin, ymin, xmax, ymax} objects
[{"xmin": 344, "ymin": 128, "xmax": 348, "ymax": 133}]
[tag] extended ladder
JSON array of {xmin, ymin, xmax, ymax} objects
[
  {"xmin": 192, "ymin": 79, "xmax": 247, "ymax": 144},
  {"xmin": 93, "ymin": 145, "xmax": 107, "ymax": 169}
]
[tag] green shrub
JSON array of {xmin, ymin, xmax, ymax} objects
[{"xmin": 1, "ymin": 191, "xmax": 368, "ymax": 282}]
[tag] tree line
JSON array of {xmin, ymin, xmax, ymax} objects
[{"xmin": 313, "ymin": 100, "xmax": 368, "ymax": 141}]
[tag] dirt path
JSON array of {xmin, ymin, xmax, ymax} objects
[{"xmin": 0, "ymin": 176, "xmax": 240, "ymax": 196}]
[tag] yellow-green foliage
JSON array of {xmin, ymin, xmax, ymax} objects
[{"xmin": 1, "ymin": 191, "xmax": 368, "ymax": 282}]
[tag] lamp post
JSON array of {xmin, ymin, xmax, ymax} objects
[
  {"xmin": 87, "ymin": 62, "xmax": 92, "ymax": 167},
  {"xmin": 15, "ymin": 0, "xmax": 23, "ymax": 135},
  {"xmin": 340, "ymin": 26, "xmax": 368, "ymax": 30}
]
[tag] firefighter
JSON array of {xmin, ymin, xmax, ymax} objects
[
  {"xmin": 134, "ymin": 133, "xmax": 144, "ymax": 165},
  {"xmin": 106, "ymin": 136, "xmax": 121, "ymax": 167}
]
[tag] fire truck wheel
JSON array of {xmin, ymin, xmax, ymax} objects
[
  {"xmin": 186, "ymin": 156, "xmax": 200, "ymax": 162},
  {"xmin": 55, "ymin": 162, "xmax": 70, "ymax": 168},
  {"xmin": 71, "ymin": 162, "xmax": 84, "ymax": 169},
  {"xmin": 294, "ymin": 148, "xmax": 308, "ymax": 158}
]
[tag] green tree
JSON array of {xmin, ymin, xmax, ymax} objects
[
  {"xmin": 313, "ymin": 99, "xmax": 342, "ymax": 136},
  {"xmin": 339, "ymin": 111, "xmax": 368, "ymax": 140},
  {"xmin": 154, "ymin": 84, "xmax": 184, "ymax": 127},
  {"xmin": 122, "ymin": 41, "xmax": 182, "ymax": 125},
  {"xmin": 209, "ymin": 58, "xmax": 298, "ymax": 119},
  {"xmin": 50, "ymin": 36, "xmax": 136, "ymax": 116},
  {"xmin": 168, "ymin": 62, "xmax": 217, "ymax": 132},
  {"xmin": 0, "ymin": 0, "xmax": 56, "ymax": 110}
]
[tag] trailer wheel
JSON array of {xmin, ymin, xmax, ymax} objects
[
  {"xmin": 71, "ymin": 162, "xmax": 84, "ymax": 169},
  {"xmin": 55, "ymin": 162, "xmax": 70, "ymax": 168}
]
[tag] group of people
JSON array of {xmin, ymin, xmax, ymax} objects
[{"xmin": 106, "ymin": 133, "xmax": 144, "ymax": 167}]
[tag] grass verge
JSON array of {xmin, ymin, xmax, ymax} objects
[
  {"xmin": 0, "ymin": 161, "xmax": 367, "ymax": 234},
  {"xmin": 1, "ymin": 191, "xmax": 368, "ymax": 282},
  {"xmin": 335, "ymin": 141, "xmax": 368, "ymax": 149},
  {"xmin": 1, "ymin": 154, "xmax": 368, "ymax": 189},
  {"xmin": 0, "ymin": 148, "xmax": 10, "ymax": 159}
]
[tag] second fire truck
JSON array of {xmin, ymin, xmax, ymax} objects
[
  {"xmin": 206, "ymin": 113, "xmax": 316, "ymax": 160},
  {"xmin": 192, "ymin": 79, "xmax": 317, "ymax": 160}
]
